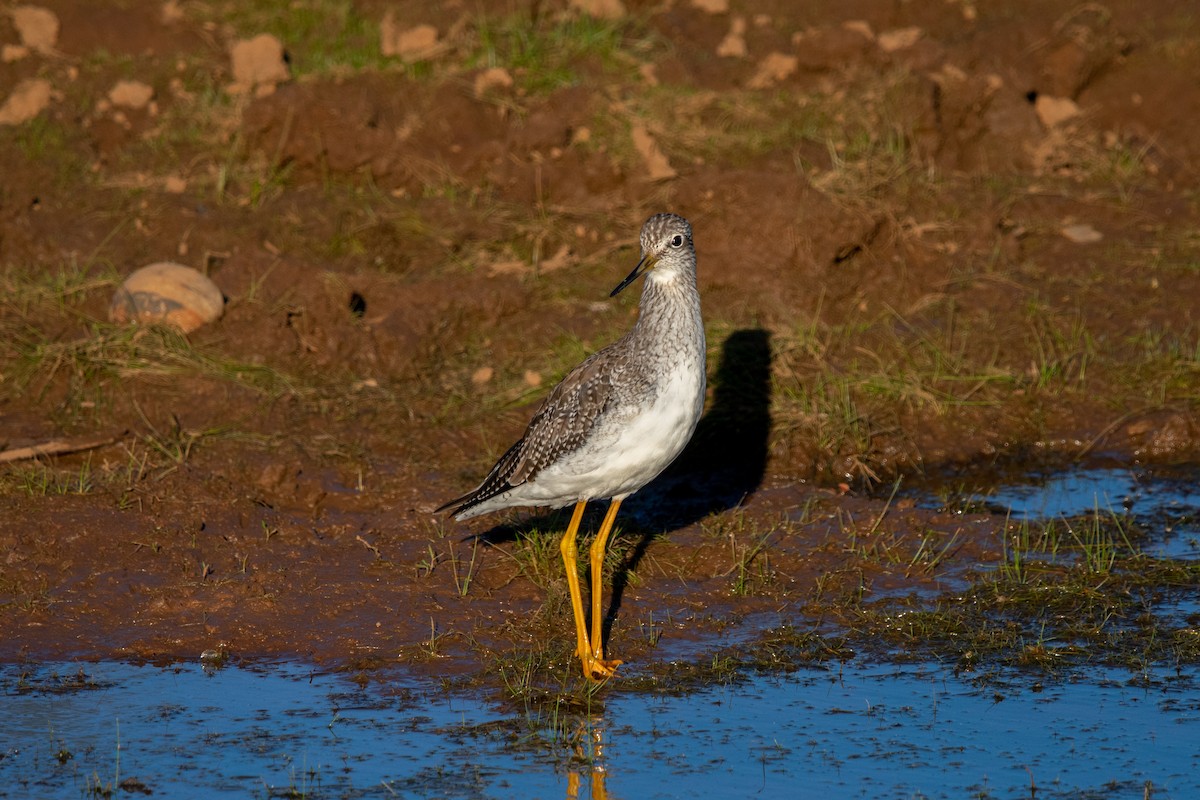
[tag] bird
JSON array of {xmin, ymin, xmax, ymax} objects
[{"xmin": 438, "ymin": 212, "xmax": 706, "ymax": 680}]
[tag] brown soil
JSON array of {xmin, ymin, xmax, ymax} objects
[{"xmin": 1, "ymin": 0, "xmax": 1197, "ymax": 681}]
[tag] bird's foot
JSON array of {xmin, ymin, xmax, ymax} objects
[{"xmin": 578, "ymin": 650, "xmax": 623, "ymax": 681}]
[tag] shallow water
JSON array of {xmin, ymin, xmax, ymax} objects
[
  {"xmin": 949, "ymin": 465, "xmax": 1200, "ymax": 559},
  {"xmin": 4, "ymin": 465, "xmax": 1199, "ymax": 799},
  {"xmin": 2, "ymin": 657, "xmax": 1198, "ymax": 800}
]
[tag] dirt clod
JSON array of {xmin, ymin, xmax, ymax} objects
[
  {"xmin": 229, "ymin": 33, "xmax": 290, "ymax": 97},
  {"xmin": 0, "ymin": 77, "xmax": 52, "ymax": 125},
  {"xmin": 11, "ymin": 5, "xmax": 59, "ymax": 53}
]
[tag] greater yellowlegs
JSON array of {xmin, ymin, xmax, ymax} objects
[{"xmin": 439, "ymin": 213, "xmax": 706, "ymax": 680}]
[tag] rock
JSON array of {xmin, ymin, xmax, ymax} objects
[
  {"xmin": 690, "ymin": 0, "xmax": 729, "ymax": 12},
  {"xmin": 630, "ymin": 122, "xmax": 676, "ymax": 181},
  {"xmin": 0, "ymin": 78, "xmax": 52, "ymax": 126},
  {"xmin": 11, "ymin": 5, "xmax": 59, "ymax": 54},
  {"xmin": 471, "ymin": 367, "xmax": 494, "ymax": 385},
  {"xmin": 109, "ymin": 263, "xmax": 225, "ymax": 333},
  {"xmin": 228, "ymin": 34, "xmax": 290, "ymax": 97},
  {"xmin": 1060, "ymin": 223, "xmax": 1102, "ymax": 244},
  {"xmin": 108, "ymin": 80, "xmax": 155, "ymax": 109},
  {"xmin": 473, "ymin": 67, "xmax": 514, "ymax": 98},
  {"xmin": 842, "ymin": 20, "xmax": 875, "ymax": 41},
  {"xmin": 161, "ymin": 0, "xmax": 184, "ymax": 24},
  {"xmin": 1034, "ymin": 95, "xmax": 1080, "ymax": 128},
  {"xmin": 716, "ymin": 16, "xmax": 747, "ymax": 58},
  {"xmin": 747, "ymin": 52, "xmax": 798, "ymax": 89},
  {"xmin": 380, "ymin": 14, "xmax": 441, "ymax": 61},
  {"xmin": 877, "ymin": 27, "xmax": 923, "ymax": 53}
]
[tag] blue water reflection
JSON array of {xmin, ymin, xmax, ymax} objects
[
  {"xmin": 3, "ymin": 659, "xmax": 1197, "ymax": 799},
  {"xmin": 965, "ymin": 466, "xmax": 1200, "ymax": 558}
]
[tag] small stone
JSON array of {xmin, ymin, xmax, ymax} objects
[
  {"xmin": 877, "ymin": 26, "xmax": 923, "ymax": 53},
  {"xmin": 164, "ymin": 175, "xmax": 187, "ymax": 193},
  {"xmin": 842, "ymin": 20, "xmax": 875, "ymax": 41},
  {"xmin": 524, "ymin": 370, "xmax": 543, "ymax": 388},
  {"xmin": 747, "ymin": 52, "xmax": 797, "ymax": 89},
  {"xmin": 690, "ymin": 0, "xmax": 729, "ymax": 12},
  {"xmin": 471, "ymin": 366, "xmax": 495, "ymax": 385},
  {"xmin": 381, "ymin": 14, "xmax": 441, "ymax": 61},
  {"xmin": 473, "ymin": 66, "xmax": 513, "ymax": 98},
  {"xmin": 11, "ymin": 5, "xmax": 59, "ymax": 54},
  {"xmin": 630, "ymin": 122, "xmax": 676, "ymax": 181},
  {"xmin": 228, "ymin": 34, "xmax": 290, "ymax": 97},
  {"xmin": 0, "ymin": 78, "xmax": 52, "ymax": 126},
  {"xmin": 716, "ymin": 16, "xmax": 747, "ymax": 58},
  {"xmin": 1060, "ymin": 223, "xmax": 1102, "ymax": 244},
  {"xmin": 109, "ymin": 262, "xmax": 225, "ymax": 333},
  {"xmin": 1034, "ymin": 95, "xmax": 1080, "ymax": 128},
  {"xmin": 108, "ymin": 80, "xmax": 154, "ymax": 109},
  {"xmin": 161, "ymin": 0, "xmax": 184, "ymax": 24},
  {"xmin": 2, "ymin": 44, "xmax": 30, "ymax": 62}
]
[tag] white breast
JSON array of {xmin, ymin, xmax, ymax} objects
[{"xmin": 522, "ymin": 357, "xmax": 704, "ymax": 504}]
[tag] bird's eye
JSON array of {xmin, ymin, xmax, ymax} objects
[{"xmin": 670, "ymin": 234, "xmax": 684, "ymax": 248}]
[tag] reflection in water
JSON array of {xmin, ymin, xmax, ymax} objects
[
  {"xmin": 566, "ymin": 723, "xmax": 609, "ymax": 800},
  {"xmin": 3, "ymin": 659, "xmax": 1196, "ymax": 798}
]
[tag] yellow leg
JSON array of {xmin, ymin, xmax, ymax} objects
[
  {"xmin": 588, "ymin": 498, "xmax": 624, "ymax": 672},
  {"xmin": 560, "ymin": 501, "xmax": 591, "ymax": 669},
  {"xmin": 560, "ymin": 501, "xmax": 618, "ymax": 680}
]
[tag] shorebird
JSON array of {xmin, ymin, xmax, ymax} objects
[{"xmin": 438, "ymin": 213, "xmax": 706, "ymax": 680}]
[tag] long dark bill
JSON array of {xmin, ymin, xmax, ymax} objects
[{"xmin": 610, "ymin": 253, "xmax": 658, "ymax": 297}]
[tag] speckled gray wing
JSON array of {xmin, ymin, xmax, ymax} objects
[{"xmin": 437, "ymin": 348, "xmax": 633, "ymax": 517}]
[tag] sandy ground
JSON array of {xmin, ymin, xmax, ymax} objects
[{"xmin": 1, "ymin": 0, "xmax": 1198, "ymax": 683}]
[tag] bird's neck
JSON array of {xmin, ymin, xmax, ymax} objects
[{"xmin": 630, "ymin": 273, "xmax": 703, "ymax": 352}]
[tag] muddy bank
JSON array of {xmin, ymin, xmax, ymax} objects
[{"xmin": 2, "ymin": 0, "xmax": 1198, "ymax": 681}]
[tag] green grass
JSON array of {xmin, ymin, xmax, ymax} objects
[
  {"xmin": 833, "ymin": 504, "xmax": 1200, "ymax": 674},
  {"xmin": 702, "ymin": 510, "xmax": 784, "ymax": 595},
  {"xmin": 193, "ymin": 0, "xmax": 386, "ymax": 75},
  {"xmin": 3, "ymin": 459, "xmax": 95, "ymax": 497},
  {"xmin": 10, "ymin": 113, "xmax": 65, "ymax": 163},
  {"xmin": 765, "ymin": 272, "xmax": 1200, "ymax": 481},
  {"xmin": 468, "ymin": 13, "xmax": 644, "ymax": 95},
  {"xmin": 1, "ymin": 259, "xmax": 119, "ymax": 320},
  {"xmin": 770, "ymin": 306, "xmax": 1021, "ymax": 479},
  {"xmin": 625, "ymin": 86, "xmax": 827, "ymax": 168},
  {"xmin": 10, "ymin": 325, "xmax": 303, "ymax": 403}
]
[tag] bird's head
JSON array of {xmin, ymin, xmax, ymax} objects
[{"xmin": 611, "ymin": 213, "xmax": 694, "ymax": 297}]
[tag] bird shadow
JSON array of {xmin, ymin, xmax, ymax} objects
[
  {"xmin": 467, "ymin": 328, "xmax": 773, "ymax": 646},
  {"xmin": 602, "ymin": 327, "xmax": 772, "ymax": 638}
]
